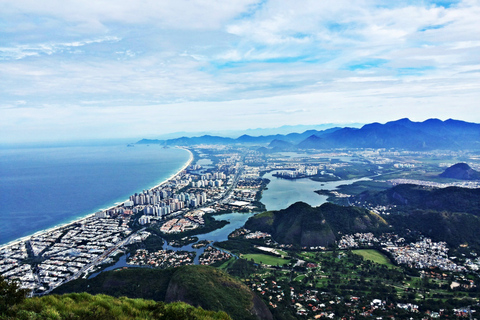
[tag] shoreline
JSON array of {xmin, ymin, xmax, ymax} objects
[{"xmin": 0, "ymin": 147, "xmax": 194, "ymax": 251}]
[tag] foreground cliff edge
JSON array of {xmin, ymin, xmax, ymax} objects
[{"xmin": 50, "ymin": 266, "xmax": 273, "ymax": 320}]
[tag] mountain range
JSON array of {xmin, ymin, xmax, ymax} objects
[{"xmin": 137, "ymin": 118, "xmax": 480, "ymax": 150}]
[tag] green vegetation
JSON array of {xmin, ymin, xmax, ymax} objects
[
  {"xmin": 169, "ymin": 236, "xmax": 199, "ymax": 247},
  {"xmin": 215, "ymin": 239, "xmax": 258, "ymax": 254},
  {"xmin": 51, "ymin": 265, "xmax": 272, "ymax": 320},
  {"xmin": 4, "ymin": 293, "xmax": 231, "ymax": 320},
  {"xmin": 1, "ymin": 275, "xmax": 29, "ymax": 316},
  {"xmin": 245, "ymin": 202, "xmax": 388, "ymax": 247},
  {"xmin": 241, "ymin": 254, "xmax": 290, "ymax": 266},
  {"xmin": 356, "ymin": 184, "xmax": 480, "ymax": 215},
  {"xmin": 158, "ymin": 213, "xmax": 229, "ymax": 241},
  {"xmin": 52, "ymin": 268, "xmax": 175, "ymax": 301},
  {"xmin": 232, "ymin": 250, "xmax": 480, "ymax": 319},
  {"xmin": 333, "ymin": 180, "xmax": 391, "ymax": 196},
  {"xmin": 2, "ymin": 273, "xmax": 229, "ymax": 319},
  {"xmin": 388, "ymin": 210, "xmax": 480, "ymax": 248},
  {"xmin": 127, "ymin": 232, "xmax": 165, "ymax": 253},
  {"xmin": 352, "ymin": 249, "xmax": 395, "ymax": 268},
  {"xmin": 355, "ymin": 184, "xmax": 480, "ymax": 248},
  {"xmin": 165, "ymin": 265, "xmax": 271, "ymax": 320},
  {"xmin": 329, "ymin": 163, "xmax": 381, "ymax": 180}
]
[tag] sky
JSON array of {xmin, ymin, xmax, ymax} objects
[{"xmin": 1, "ymin": 0, "xmax": 480, "ymax": 143}]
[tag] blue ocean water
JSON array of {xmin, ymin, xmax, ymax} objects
[{"xmin": 0, "ymin": 144, "xmax": 190, "ymax": 246}]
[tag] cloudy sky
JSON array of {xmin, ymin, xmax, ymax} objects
[{"xmin": 1, "ymin": 0, "xmax": 479, "ymax": 143}]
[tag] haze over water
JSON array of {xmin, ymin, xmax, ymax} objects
[{"xmin": 0, "ymin": 145, "xmax": 190, "ymax": 246}]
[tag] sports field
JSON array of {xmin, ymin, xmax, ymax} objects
[{"xmin": 242, "ymin": 254, "xmax": 290, "ymax": 266}]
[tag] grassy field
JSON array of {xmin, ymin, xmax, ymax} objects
[
  {"xmin": 217, "ymin": 257, "xmax": 236, "ymax": 270},
  {"xmin": 242, "ymin": 254, "xmax": 290, "ymax": 266},
  {"xmin": 294, "ymin": 275, "xmax": 306, "ymax": 282},
  {"xmin": 352, "ymin": 249, "xmax": 395, "ymax": 268}
]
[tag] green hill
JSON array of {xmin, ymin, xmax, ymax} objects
[
  {"xmin": 388, "ymin": 210, "xmax": 480, "ymax": 248},
  {"xmin": 4, "ymin": 292, "xmax": 231, "ymax": 320},
  {"xmin": 439, "ymin": 163, "xmax": 480, "ymax": 180},
  {"xmin": 244, "ymin": 202, "xmax": 388, "ymax": 247},
  {"xmin": 354, "ymin": 184, "xmax": 480, "ymax": 248},
  {"xmin": 355, "ymin": 184, "xmax": 480, "ymax": 216},
  {"xmin": 165, "ymin": 266, "xmax": 271, "ymax": 320},
  {"xmin": 52, "ymin": 268, "xmax": 175, "ymax": 302},
  {"xmin": 51, "ymin": 266, "xmax": 272, "ymax": 320}
]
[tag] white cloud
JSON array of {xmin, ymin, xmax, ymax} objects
[
  {"xmin": 0, "ymin": 36, "xmax": 120, "ymax": 60},
  {"xmin": 0, "ymin": 0, "xmax": 259, "ymax": 31},
  {"xmin": 1, "ymin": 0, "xmax": 480, "ymax": 142}
]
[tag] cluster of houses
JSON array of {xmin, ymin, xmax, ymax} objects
[
  {"xmin": 127, "ymin": 249, "xmax": 195, "ymax": 268},
  {"xmin": 384, "ymin": 238, "xmax": 466, "ymax": 272},
  {"xmin": 0, "ymin": 215, "xmax": 132, "ymax": 293},
  {"xmin": 228, "ymin": 228, "xmax": 271, "ymax": 240},
  {"xmin": 160, "ymin": 213, "xmax": 205, "ymax": 234},
  {"xmin": 198, "ymin": 246, "xmax": 231, "ymax": 265},
  {"xmin": 248, "ymin": 279, "xmax": 285, "ymax": 310}
]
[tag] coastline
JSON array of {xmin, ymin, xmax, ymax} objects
[{"xmin": 0, "ymin": 147, "xmax": 194, "ymax": 251}]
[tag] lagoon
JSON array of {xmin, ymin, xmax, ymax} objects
[
  {"xmin": 91, "ymin": 211, "xmax": 255, "ymax": 275},
  {"xmin": 260, "ymin": 170, "xmax": 369, "ymax": 211}
]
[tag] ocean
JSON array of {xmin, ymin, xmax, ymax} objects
[{"xmin": 0, "ymin": 144, "xmax": 190, "ymax": 246}]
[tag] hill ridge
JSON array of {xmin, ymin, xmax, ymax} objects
[
  {"xmin": 137, "ymin": 118, "xmax": 480, "ymax": 151},
  {"xmin": 244, "ymin": 202, "xmax": 387, "ymax": 247}
]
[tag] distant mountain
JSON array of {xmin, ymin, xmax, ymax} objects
[
  {"xmin": 136, "ymin": 127, "xmax": 343, "ymax": 147},
  {"xmin": 296, "ymin": 118, "xmax": 480, "ymax": 150},
  {"xmin": 267, "ymin": 139, "xmax": 296, "ymax": 151},
  {"xmin": 137, "ymin": 135, "xmax": 235, "ymax": 146},
  {"xmin": 137, "ymin": 119, "xmax": 480, "ymax": 150},
  {"xmin": 236, "ymin": 134, "xmax": 285, "ymax": 144},
  {"xmin": 143, "ymin": 123, "xmax": 361, "ymax": 140},
  {"xmin": 244, "ymin": 202, "xmax": 387, "ymax": 247},
  {"xmin": 166, "ymin": 135, "xmax": 235, "ymax": 146},
  {"xmin": 440, "ymin": 163, "xmax": 480, "ymax": 180}
]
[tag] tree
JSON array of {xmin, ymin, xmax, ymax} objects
[{"xmin": 0, "ymin": 275, "xmax": 30, "ymax": 315}]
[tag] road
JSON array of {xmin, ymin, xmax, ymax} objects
[
  {"xmin": 39, "ymin": 228, "xmax": 145, "ymax": 295},
  {"xmin": 219, "ymin": 158, "xmax": 244, "ymax": 204}
]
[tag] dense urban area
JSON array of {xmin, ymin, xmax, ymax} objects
[{"xmin": 2, "ymin": 142, "xmax": 480, "ymax": 319}]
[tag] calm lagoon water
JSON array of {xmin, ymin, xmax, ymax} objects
[
  {"xmin": 91, "ymin": 211, "xmax": 254, "ymax": 275},
  {"xmin": 89, "ymin": 166, "xmax": 368, "ymax": 274},
  {"xmin": 0, "ymin": 144, "xmax": 190, "ymax": 246},
  {"xmin": 162, "ymin": 211, "xmax": 256, "ymax": 263},
  {"xmin": 261, "ymin": 170, "xmax": 369, "ymax": 211}
]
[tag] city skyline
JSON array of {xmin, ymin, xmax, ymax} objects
[{"xmin": 1, "ymin": 0, "xmax": 480, "ymax": 143}]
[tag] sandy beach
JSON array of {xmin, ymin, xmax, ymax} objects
[{"xmin": 0, "ymin": 147, "xmax": 194, "ymax": 251}]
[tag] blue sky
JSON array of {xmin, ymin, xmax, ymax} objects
[{"xmin": 1, "ymin": 0, "xmax": 479, "ymax": 143}]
